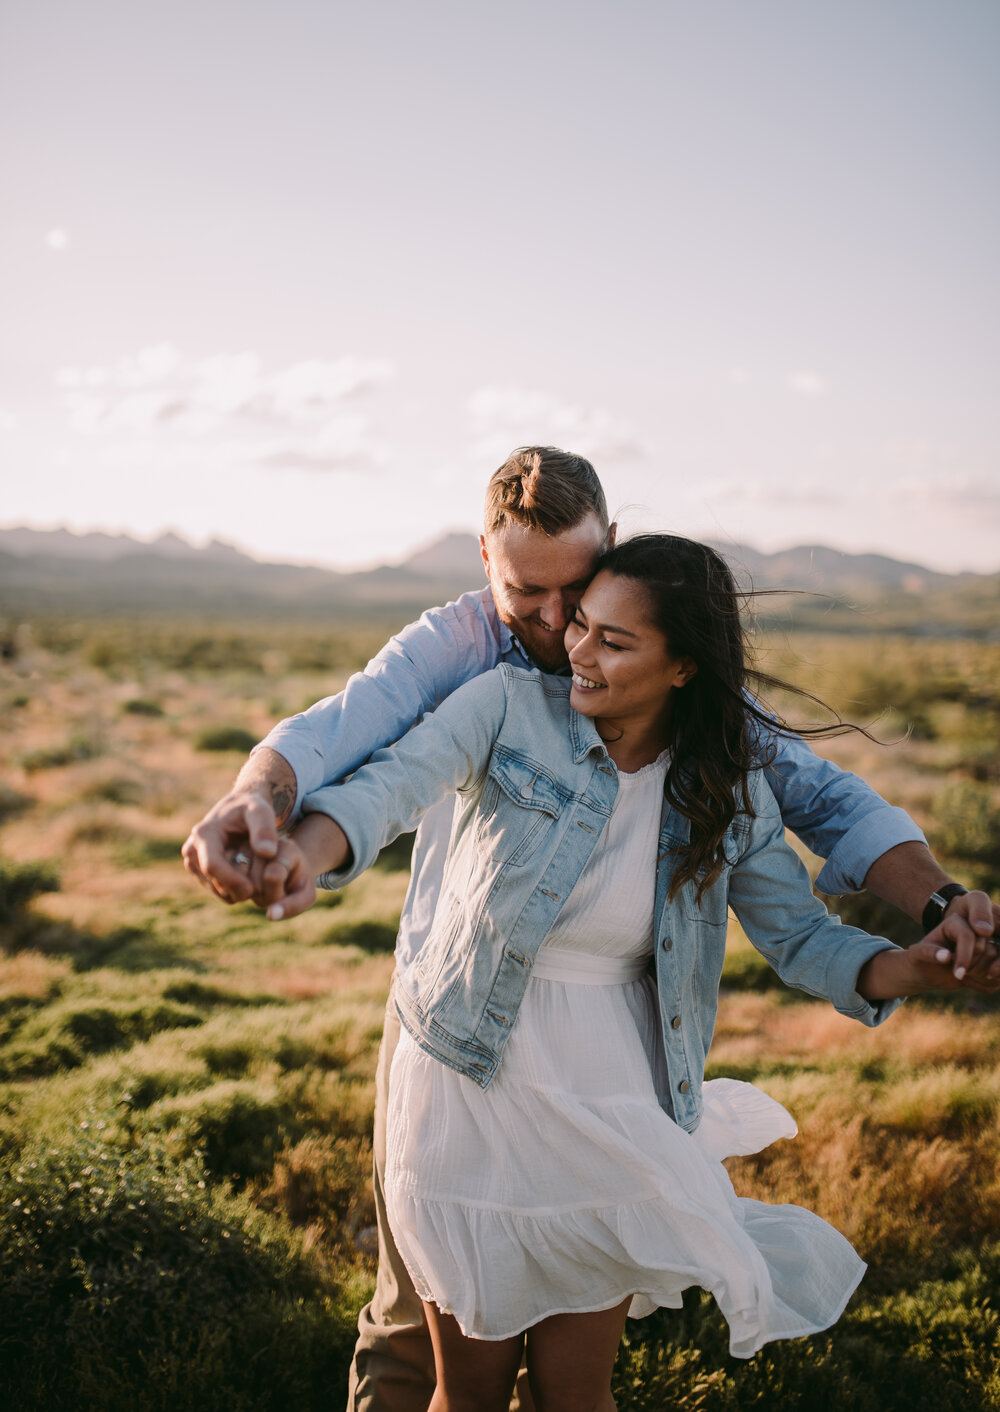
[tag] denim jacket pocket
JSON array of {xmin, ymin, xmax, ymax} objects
[{"xmin": 475, "ymin": 752, "xmax": 566, "ymax": 868}]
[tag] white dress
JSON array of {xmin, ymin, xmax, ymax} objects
[{"xmin": 385, "ymin": 753, "xmax": 865, "ymax": 1358}]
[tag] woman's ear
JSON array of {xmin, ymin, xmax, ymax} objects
[{"xmin": 674, "ymin": 658, "xmax": 698, "ymax": 687}]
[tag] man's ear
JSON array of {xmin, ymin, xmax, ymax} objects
[
  {"xmin": 606, "ymin": 521, "xmax": 618, "ymax": 550},
  {"xmin": 479, "ymin": 534, "xmax": 492, "ymax": 582}
]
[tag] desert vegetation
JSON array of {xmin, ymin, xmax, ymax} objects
[{"xmin": 1, "ymin": 616, "xmax": 998, "ymax": 1409}]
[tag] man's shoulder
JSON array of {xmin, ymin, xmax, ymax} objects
[{"xmin": 408, "ymin": 585, "xmax": 502, "ymax": 642}]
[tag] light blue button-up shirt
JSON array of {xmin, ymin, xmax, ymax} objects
[
  {"xmin": 303, "ymin": 666, "xmax": 902, "ymax": 1133},
  {"xmin": 260, "ymin": 587, "xmax": 925, "ymax": 970}
]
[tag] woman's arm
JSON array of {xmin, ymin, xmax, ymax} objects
[{"xmin": 248, "ymin": 668, "xmax": 513, "ymax": 919}]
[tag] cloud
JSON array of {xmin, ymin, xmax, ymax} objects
[
  {"xmin": 54, "ymin": 346, "xmax": 395, "ymax": 471},
  {"xmin": 692, "ymin": 477, "xmax": 838, "ymax": 509},
  {"xmin": 45, "ymin": 228, "xmax": 70, "ymax": 251},
  {"xmin": 882, "ymin": 474, "xmax": 1000, "ymax": 517},
  {"xmin": 467, "ymin": 386, "xmax": 646, "ymax": 465},
  {"xmin": 786, "ymin": 370, "xmax": 830, "ymax": 396},
  {"xmin": 253, "ymin": 414, "xmax": 389, "ymax": 473}
]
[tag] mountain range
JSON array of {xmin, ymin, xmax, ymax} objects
[{"xmin": 0, "ymin": 525, "xmax": 996, "ymax": 635}]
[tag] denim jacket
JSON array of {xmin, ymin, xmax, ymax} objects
[
  {"xmin": 304, "ymin": 665, "xmax": 901, "ymax": 1134},
  {"xmin": 261, "ymin": 587, "xmax": 925, "ymax": 969}
]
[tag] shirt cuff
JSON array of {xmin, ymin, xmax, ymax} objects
[{"xmin": 815, "ymin": 807, "xmax": 927, "ymax": 895}]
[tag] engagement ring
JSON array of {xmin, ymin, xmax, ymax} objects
[{"xmin": 233, "ymin": 851, "xmax": 251, "ymax": 867}]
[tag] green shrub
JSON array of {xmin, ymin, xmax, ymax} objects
[
  {"xmin": 719, "ymin": 947, "xmax": 788, "ymax": 993},
  {"xmin": 0, "ymin": 785, "xmax": 33, "ymax": 823},
  {"xmin": 0, "ymin": 1136, "xmax": 359, "ymax": 1411},
  {"xmin": 122, "ymin": 697, "xmax": 165, "ymax": 717},
  {"xmin": 0, "ymin": 857, "xmax": 60, "ymax": 927},
  {"xmin": 195, "ymin": 726, "xmax": 259, "ymax": 753},
  {"xmin": 79, "ymin": 774, "xmax": 145, "ymax": 806},
  {"xmin": 16, "ymin": 733, "xmax": 103, "ymax": 771},
  {"xmin": 0, "ymin": 1000, "xmax": 203, "ymax": 1079},
  {"xmin": 324, "ymin": 919, "xmax": 398, "ymax": 953},
  {"xmin": 374, "ymin": 832, "xmax": 415, "ymax": 872},
  {"xmin": 931, "ymin": 782, "xmax": 1000, "ymax": 886},
  {"xmin": 155, "ymin": 1082, "xmax": 306, "ymax": 1187}
]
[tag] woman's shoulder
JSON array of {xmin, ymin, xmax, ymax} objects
[{"xmin": 496, "ymin": 663, "xmax": 572, "ymax": 698}]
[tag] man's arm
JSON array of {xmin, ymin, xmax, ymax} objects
[
  {"xmin": 182, "ymin": 590, "xmax": 504, "ymax": 904},
  {"xmin": 762, "ymin": 727, "xmax": 999, "ymax": 983},
  {"xmin": 861, "ymin": 841, "xmax": 1000, "ymax": 983}
]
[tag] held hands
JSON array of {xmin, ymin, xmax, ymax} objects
[
  {"xmin": 858, "ymin": 910, "xmax": 1000, "ymax": 1002},
  {"xmin": 221, "ymin": 813, "xmax": 352, "ymax": 921},
  {"xmin": 181, "ymin": 789, "xmax": 281, "ymax": 904},
  {"xmin": 226, "ymin": 837, "xmax": 318, "ymax": 920},
  {"xmin": 939, "ymin": 889, "xmax": 1000, "ymax": 987}
]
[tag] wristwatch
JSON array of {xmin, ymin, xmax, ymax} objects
[{"xmin": 921, "ymin": 883, "xmax": 968, "ymax": 934}]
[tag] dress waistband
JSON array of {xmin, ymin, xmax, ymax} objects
[{"xmin": 530, "ymin": 948, "xmax": 652, "ymax": 985}]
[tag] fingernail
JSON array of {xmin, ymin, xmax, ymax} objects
[
  {"xmin": 935, "ymin": 948, "xmax": 950, "ymax": 963},
  {"xmin": 954, "ymin": 966, "xmax": 966, "ymax": 980},
  {"xmin": 268, "ymin": 904, "xmax": 284, "ymax": 921}
]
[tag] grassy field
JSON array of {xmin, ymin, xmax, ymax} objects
[{"xmin": 1, "ymin": 618, "xmax": 999, "ymax": 1410}]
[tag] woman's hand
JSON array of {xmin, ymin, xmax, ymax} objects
[{"xmin": 224, "ymin": 811, "xmax": 352, "ymax": 921}]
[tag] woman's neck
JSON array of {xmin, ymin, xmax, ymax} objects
[{"xmin": 596, "ymin": 716, "xmax": 669, "ymax": 774}]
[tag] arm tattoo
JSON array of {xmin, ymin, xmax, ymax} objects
[{"xmin": 269, "ymin": 780, "xmax": 295, "ymax": 830}]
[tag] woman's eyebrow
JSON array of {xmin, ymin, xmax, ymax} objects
[
  {"xmin": 596, "ymin": 622, "xmax": 639, "ymax": 638},
  {"xmin": 575, "ymin": 608, "xmax": 639, "ymax": 639}
]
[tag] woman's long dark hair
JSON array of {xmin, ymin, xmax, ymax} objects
[{"xmin": 596, "ymin": 534, "xmax": 863, "ymax": 902}]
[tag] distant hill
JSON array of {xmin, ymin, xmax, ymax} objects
[{"xmin": 0, "ymin": 524, "xmax": 996, "ymax": 635}]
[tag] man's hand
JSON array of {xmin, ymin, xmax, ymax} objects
[
  {"xmin": 182, "ymin": 748, "xmax": 296, "ymax": 903},
  {"xmin": 862, "ymin": 842, "xmax": 999, "ymax": 987},
  {"xmin": 939, "ymin": 889, "xmax": 1000, "ymax": 990}
]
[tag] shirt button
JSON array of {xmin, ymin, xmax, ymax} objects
[
  {"xmin": 678, "ymin": 1080, "xmax": 691, "ymax": 1093},
  {"xmin": 671, "ymin": 1016, "xmax": 681, "ymax": 1029},
  {"xmin": 662, "ymin": 937, "xmax": 673, "ymax": 951}
]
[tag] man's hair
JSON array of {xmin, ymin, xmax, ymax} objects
[{"xmin": 484, "ymin": 446, "xmax": 609, "ymax": 537}]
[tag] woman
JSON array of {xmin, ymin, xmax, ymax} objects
[{"xmin": 249, "ymin": 536, "xmax": 968, "ymax": 1412}]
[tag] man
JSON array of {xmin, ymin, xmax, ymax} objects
[{"xmin": 183, "ymin": 446, "xmax": 999, "ymax": 1412}]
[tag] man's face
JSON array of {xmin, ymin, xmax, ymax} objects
[{"xmin": 480, "ymin": 512, "xmax": 611, "ymax": 672}]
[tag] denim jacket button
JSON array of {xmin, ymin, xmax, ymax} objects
[
  {"xmin": 671, "ymin": 1015, "xmax": 681, "ymax": 1029},
  {"xmin": 662, "ymin": 937, "xmax": 673, "ymax": 951},
  {"xmin": 678, "ymin": 1079, "xmax": 691, "ymax": 1093}
]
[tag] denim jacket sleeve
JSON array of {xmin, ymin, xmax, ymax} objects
[
  {"xmin": 758, "ymin": 721, "xmax": 926, "ymax": 896},
  {"xmin": 728, "ymin": 771, "xmax": 903, "ymax": 1026},
  {"xmin": 301, "ymin": 668, "xmax": 511, "ymax": 887},
  {"xmin": 255, "ymin": 589, "xmax": 504, "ymax": 817}
]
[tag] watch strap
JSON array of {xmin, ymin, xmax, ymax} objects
[{"xmin": 921, "ymin": 883, "xmax": 968, "ymax": 934}]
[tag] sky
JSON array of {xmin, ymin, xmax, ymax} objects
[{"xmin": 2, "ymin": 0, "xmax": 998, "ymax": 574}]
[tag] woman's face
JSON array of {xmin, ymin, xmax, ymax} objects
[{"xmin": 564, "ymin": 571, "xmax": 694, "ymax": 734}]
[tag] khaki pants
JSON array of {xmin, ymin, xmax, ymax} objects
[{"xmin": 347, "ymin": 980, "xmax": 535, "ymax": 1412}]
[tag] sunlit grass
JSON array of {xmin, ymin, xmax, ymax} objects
[{"xmin": 1, "ymin": 619, "xmax": 998, "ymax": 1408}]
